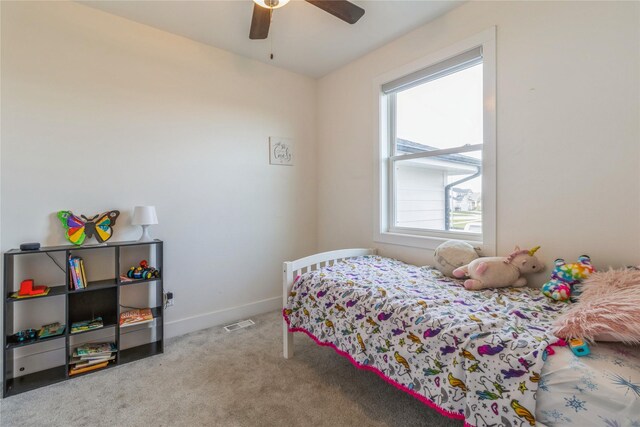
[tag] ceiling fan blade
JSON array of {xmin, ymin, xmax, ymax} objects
[
  {"xmin": 249, "ymin": 4, "xmax": 271, "ymax": 40},
  {"xmin": 305, "ymin": 0, "xmax": 365, "ymax": 24}
]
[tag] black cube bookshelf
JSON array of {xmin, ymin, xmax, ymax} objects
[{"xmin": 3, "ymin": 240, "xmax": 164, "ymax": 397}]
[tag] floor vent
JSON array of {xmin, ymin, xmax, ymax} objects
[{"xmin": 223, "ymin": 319, "xmax": 255, "ymax": 332}]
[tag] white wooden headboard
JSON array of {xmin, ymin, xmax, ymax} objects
[{"xmin": 282, "ymin": 248, "xmax": 377, "ymax": 358}]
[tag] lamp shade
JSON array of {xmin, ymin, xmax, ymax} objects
[{"xmin": 131, "ymin": 206, "xmax": 158, "ymax": 225}]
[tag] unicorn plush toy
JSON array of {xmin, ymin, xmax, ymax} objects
[{"xmin": 453, "ymin": 246, "xmax": 545, "ymax": 290}]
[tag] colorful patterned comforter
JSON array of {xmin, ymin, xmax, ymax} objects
[{"xmin": 284, "ymin": 256, "xmax": 569, "ymax": 427}]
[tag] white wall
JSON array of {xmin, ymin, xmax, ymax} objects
[
  {"xmin": 317, "ymin": 1, "xmax": 640, "ymax": 285},
  {"xmin": 1, "ymin": 0, "xmax": 317, "ymax": 345}
]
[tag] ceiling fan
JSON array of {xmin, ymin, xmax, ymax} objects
[{"xmin": 250, "ymin": 0, "xmax": 365, "ymax": 40}]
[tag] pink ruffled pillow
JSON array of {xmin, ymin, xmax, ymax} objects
[{"xmin": 553, "ymin": 268, "xmax": 640, "ymax": 344}]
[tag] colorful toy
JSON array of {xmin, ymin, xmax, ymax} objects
[
  {"xmin": 542, "ymin": 339, "xmax": 567, "ymax": 361},
  {"xmin": 452, "ymin": 246, "xmax": 544, "ymax": 290},
  {"xmin": 542, "ymin": 256, "xmax": 595, "ymax": 302},
  {"xmin": 57, "ymin": 210, "xmax": 120, "ymax": 245},
  {"xmin": 433, "ymin": 240, "xmax": 480, "ymax": 277},
  {"xmin": 10, "ymin": 328, "xmax": 37, "ymax": 344},
  {"xmin": 568, "ymin": 338, "xmax": 590, "ymax": 357},
  {"xmin": 126, "ymin": 260, "xmax": 160, "ymax": 280},
  {"xmin": 18, "ymin": 279, "xmax": 48, "ymax": 296}
]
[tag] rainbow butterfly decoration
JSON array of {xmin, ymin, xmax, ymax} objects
[{"xmin": 57, "ymin": 210, "xmax": 120, "ymax": 245}]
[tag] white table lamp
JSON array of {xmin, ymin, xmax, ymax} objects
[{"xmin": 132, "ymin": 206, "xmax": 158, "ymax": 242}]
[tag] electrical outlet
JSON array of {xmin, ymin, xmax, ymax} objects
[{"xmin": 165, "ymin": 291, "xmax": 174, "ymax": 308}]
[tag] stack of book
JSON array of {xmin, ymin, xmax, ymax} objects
[
  {"xmin": 120, "ymin": 308, "xmax": 154, "ymax": 328},
  {"xmin": 71, "ymin": 317, "xmax": 103, "ymax": 334},
  {"xmin": 69, "ymin": 342, "xmax": 116, "ymax": 376},
  {"xmin": 68, "ymin": 255, "xmax": 88, "ymax": 290}
]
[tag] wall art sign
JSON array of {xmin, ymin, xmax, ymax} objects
[{"xmin": 269, "ymin": 137, "xmax": 294, "ymax": 166}]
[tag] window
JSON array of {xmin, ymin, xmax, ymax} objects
[{"xmin": 374, "ymin": 29, "xmax": 496, "ymax": 252}]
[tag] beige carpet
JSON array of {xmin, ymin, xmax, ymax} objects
[{"xmin": 0, "ymin": 310, "xmax": 462, "ymax": 427}]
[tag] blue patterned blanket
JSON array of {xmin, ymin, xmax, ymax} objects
[{"xmin": 285, "ymin": 256, "xmax": 569, "ymax": 427}]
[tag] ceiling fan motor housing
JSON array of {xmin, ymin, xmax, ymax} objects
[
  {"xmin": 254, "ymin": 0, "xmax": 289, "ymax": 10},
  {"xmin": 250, "ymin": 1, "xmax": 365, "ymax": 40}
]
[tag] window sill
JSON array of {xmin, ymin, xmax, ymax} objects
[{"xmin": 374, "ymin": 231, "xmax": 483, "ymax": 251}]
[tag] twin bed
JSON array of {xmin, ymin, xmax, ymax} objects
[{"xmin": 282, "ymin": 249, "xmax": 640, "ymax": 427}]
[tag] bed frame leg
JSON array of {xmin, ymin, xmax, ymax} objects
[
  {"xmin": 283, "ymin": 320, "xmax": 294, "ymax": 359},
  {"xmin": 283, "ymin": 260, "xmax": 295, "ymax": 359}
]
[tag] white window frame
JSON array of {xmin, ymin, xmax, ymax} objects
[{"xmin": 373, "ymin": 27, "xmax": 496, "ymax": 254}]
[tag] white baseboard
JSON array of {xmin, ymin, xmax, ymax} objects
[{"xmin": 164, "ymin": 296, "xmax": 281, "ymax": 339}]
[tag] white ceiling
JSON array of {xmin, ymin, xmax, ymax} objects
[{"xmin": 79, "ymin": 0, "xmax": 463, "ymax": 78}]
